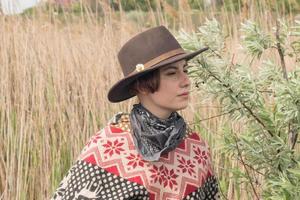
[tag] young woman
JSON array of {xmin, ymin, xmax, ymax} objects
[{"xmin": 52, "ymin": 26, "xmax": 219, "ymax": 200}]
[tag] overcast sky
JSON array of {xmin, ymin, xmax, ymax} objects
[{"xmin": 1, "ymin": 0, "xmax": 40, "ymax": 15}]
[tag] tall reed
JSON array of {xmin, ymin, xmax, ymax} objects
[{"xmin": 0, "ymin": 0, "xmax": 298, "ymax": 199}]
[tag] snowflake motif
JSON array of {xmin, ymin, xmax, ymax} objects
[
  {"xmin": 177, "ymin": 156, "xmax": 195, "ymax": 176},
  {"xmin": 103, "ymin": 139, "xmax": 125, "ymax": 156},
  {"xmin": 193, "ymin": 147, "xmax": 208, "ymax": 166},
  {"xmin": 163, "ymin": 167, "xmax": 178, "ymax": 189},
  {"xmin": 149, "ymin": 165, "xmax": 166, "ymax": 185},
  {"xmin": 85, "ymin": 133, "xmax": 101, "ymax": 147},
  {"xmin": 126, "ymin": 153, "xmax": 145, "ymax": 169}
]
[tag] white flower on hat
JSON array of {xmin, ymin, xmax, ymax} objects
[{"xmin": 135, "ymin": 64, "xmax": 145, "ymax": 72}]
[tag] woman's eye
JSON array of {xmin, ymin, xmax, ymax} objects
[
  {"xmin": 184, "ymin": 70, "xmax": 188, "ymax": 73},
  {"xmin": 166, "ymin": 72, "xmax": 176, "ymax": 75}
]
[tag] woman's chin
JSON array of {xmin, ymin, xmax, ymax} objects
[{"xmin": 174, "ymin": 103, "xmax": 189, "ymax": 111}]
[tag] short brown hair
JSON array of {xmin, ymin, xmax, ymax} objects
[{"xmin": 130, "ymin": 69, "xmax": 160, "ymax": 95}]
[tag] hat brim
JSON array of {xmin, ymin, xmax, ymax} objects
[{"xmin": 107, "ymin": 47, "xmax": 209, "ymax": 103}]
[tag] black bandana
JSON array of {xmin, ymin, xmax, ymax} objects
[{"xmin": 129, "ymin": 103, "xmax": 187, "ymax": 161}]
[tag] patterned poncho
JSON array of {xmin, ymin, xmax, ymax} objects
[{"xmin": 51, "ymin": 113, "xmax": 219, "ymax": 200}]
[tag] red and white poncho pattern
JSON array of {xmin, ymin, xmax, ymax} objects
[{"xmin": 51, "ymin": 113, "xmax": 219, "ymax": 200}]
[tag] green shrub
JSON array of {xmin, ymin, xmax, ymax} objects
[{"xmin": 177, "ymin": 18, "xmax": 300, "ymax": 199}]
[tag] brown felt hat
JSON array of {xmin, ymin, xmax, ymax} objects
[{"xmin": 107, "ymin": 26, "xmax": 208, "ymax": 103}]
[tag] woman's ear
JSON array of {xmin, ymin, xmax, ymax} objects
[
  {"xmin": 138, "ymin": 89, "xmax": 148, "ymax": 95},
  {"xmin": 135, "ymin": 84, "xmax": 149, "ymax": 95}
]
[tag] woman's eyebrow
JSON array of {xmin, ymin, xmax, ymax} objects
[
  {"xmin": 162, "ymin": 66, "xmax": 177, "ymax": 71},
  {"xmin": 162, "ymin": 63, "xmax": 188, "ymax": 71}
]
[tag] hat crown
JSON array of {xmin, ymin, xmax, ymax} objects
[{"xmin": 118, "ymin": 26, "xmax": 183, "ymax": 76}]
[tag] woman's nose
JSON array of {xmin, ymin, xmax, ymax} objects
[{"xmin": 179, "ymin": 72, "xmax": 190, "ymax": 88}]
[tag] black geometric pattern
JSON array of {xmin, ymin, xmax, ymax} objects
[
  {"xmin": 52, "ymin": 159, "xmax": 220, "ymax": 200},
  {"xmin": 51, "ymin": 160, "xmax": 149, "ymax": 200},
  {"xmin": 183, "ymin": 176, "xmax": 220, "ymax": 200}
]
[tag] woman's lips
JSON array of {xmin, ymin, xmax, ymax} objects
[{"xmin": 178, "ymin": 92, "xmax": 189, "ymax": 96}]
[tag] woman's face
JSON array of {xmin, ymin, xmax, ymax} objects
[{"xmin": 138, "ymin": 59, "xmax": 191, "ymax": 119}]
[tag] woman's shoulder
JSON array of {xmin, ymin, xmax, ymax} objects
[
  {"xmin": 107, "ymin": 112, "xmax": 131, "ymax": 132},
  {"xmin": 77, "ymin": 112, "xmax": 133, "ymax": 161},
  {"xmin": 185, "ymin": 126, "xmax": 211, "ymax": 147},
  {"xmin": 84, "ymin": 112, "xmax": 131, "ymax": 143}
]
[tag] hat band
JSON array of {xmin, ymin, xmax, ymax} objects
[{"xmin": 128, "ymin": 48, "xmax": 185, "ymax": 76}]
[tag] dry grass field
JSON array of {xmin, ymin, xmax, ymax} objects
[{"xmin": 0, "ymin": 1, "xmax": 299, "ymax": 199}]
